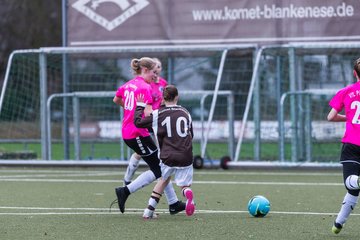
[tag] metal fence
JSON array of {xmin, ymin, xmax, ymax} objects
[{"xmin": 2, "ymin": 43, "xmax": 360, "ymax": 165}]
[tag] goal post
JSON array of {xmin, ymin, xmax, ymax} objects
[
  {"xmin": 279, "ymin": 89, "xmax": 338, "ymax": 163},
  {"xmin": 3, "ymin": 43, "xmax": 360, "ymax": 165},
  {"xmin": 0, "ymin": 44, "xmax": 257, "ymax": 162},
  {"xmin": 233, "ymin": 42, "xmax": 360, "ymax": 165},
  {"xmin": 46, "ymin": 90, "xmax": 235, "ymax": 161}
]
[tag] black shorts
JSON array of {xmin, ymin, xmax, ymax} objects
[
  {"xmin": 124, "ymin": 136, "xmax": 157, "ymax": 157},
  {"xmin": 123, "ymin": 136, "xmax": 161, "ymax": 178},
  {"xmin": 340, "ymin": 143, "xmax": 360, "ymax": 163}
]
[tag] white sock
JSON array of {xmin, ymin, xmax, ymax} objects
[
  {"xmin": 127, "ymin": 170, "xmax": 156, "ymax": 193},
  {"xmin": 335, "ymin": 193, "xmax": 358, "ymax": 225},
  {"xmin": 163, "ymin": 181, "xmax": 178, "ymax": 205},
  {"xmin": 143, "ymin": 208, "xmax": 155, "ymax": 218},
  {"xmin": 148, "ymin": 197, "xmax": 159, "ymax": 209},
  {"xmin": 124, "ymin": 155, "xmax": 140, "ymax": 182}
]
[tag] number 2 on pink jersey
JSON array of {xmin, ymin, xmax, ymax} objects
[{"xmin": 351, "ymin": 100, "xmax": 360, "ymax": 124}]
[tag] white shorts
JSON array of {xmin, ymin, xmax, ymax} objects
[{"xmin": 160, "ymin": 163, "xmax": 193, "ymax": 187}]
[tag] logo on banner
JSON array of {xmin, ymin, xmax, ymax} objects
[{"xmin": 72, "ymin": 0, "xmax": 150, "ymax": 31}]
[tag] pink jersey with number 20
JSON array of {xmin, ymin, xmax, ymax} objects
[
  {"xmin": 115, "ymin": 76, "xmax": 153, "ymax": 139},
  {"xmin": 329, "ymin": 81, "xmax": 360, "ymax": 146}
]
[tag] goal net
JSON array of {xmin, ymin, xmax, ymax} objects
[
  {"xmin": 4, "ymin": 43, "xmax": 358, "ymax": 164},
  {"xmin": 234, "ymin": 43, "xmax": 360, "ymax": 164},
  {"xmin": 0, "ymin": 45, "xmax": 256, "ymax": 161}
]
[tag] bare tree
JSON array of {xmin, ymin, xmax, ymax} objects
[{"xmin": 0, "ymin": 0, "xmax": 62, "ymax": 81}]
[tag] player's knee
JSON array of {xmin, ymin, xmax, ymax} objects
[
  {"xmin": 345, "ymin": 175, "xmax": 360, "ymax": 190},
  {"xmin": 143, "ymin": 152, "xmax": 161, "ymax": 178},
  {"xmin": 133, "ymin": 153, "xmax": 142, "ymax": 160},
  {"xmin": 151, "ymin": 166, "xmax": 161, "ymax": 179}
]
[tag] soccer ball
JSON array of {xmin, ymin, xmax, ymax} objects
[{"xmin": 247, "ymin": 195, "xmax": 270, "ymax": 217}]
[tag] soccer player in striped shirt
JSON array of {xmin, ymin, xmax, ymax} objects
[{"xmin": 134, "ymin": 85, "xmax": 195, "ymax": 219}]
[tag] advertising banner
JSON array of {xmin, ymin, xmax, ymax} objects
[
  {"xmin": 91, "ymin": 120, "xmax": 344, "ymax": 141},
  {"xmin": 68, "ymin": 0, "xmax": 360, "ymax": 46}
]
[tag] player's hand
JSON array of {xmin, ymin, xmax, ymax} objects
[{"xmin": 136, "ymin": 94, "xmax": 145, "ymax": 103}]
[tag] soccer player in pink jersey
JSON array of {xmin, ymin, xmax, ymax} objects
[
  {"xmin": 151, "ymin": 58, "xmax": 168, "ymax": 109},
  {"xmin": 123, "ymin": 58, "xmax": 168, "ymax": 185},
  {"xmin": 328, "ymin": 58, "xmax": 360, "ymax": 234},
  {"xmin": 113, "ymin": 57, "xmax": 184, "ymax": 215}
]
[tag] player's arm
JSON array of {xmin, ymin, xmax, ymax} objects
[
  {"xmin": 113, "ymin": 96, "xmax": 124, "ymax": 107},
  {"xmin": 144, "ymin": 104, "xmax": 153, "ymax": 117},
  {"xmin": 327, "ymin": 108, "xmax": 346, "ymax": 122},
  {"xmin": 134, "ymin": 94, "xmax": 153, "ymax": 128}
]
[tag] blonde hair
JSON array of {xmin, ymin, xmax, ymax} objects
[
  {"xmin": 354, "ymin": 58, "xmax": 360, "ymax": 77},
  {"xmin": 153, "ymin": 57, "xmax": 162, "ymax": 69},
  {"xmin": 131, "ymin": 57, "xmax": 156, "ymax": 75}
]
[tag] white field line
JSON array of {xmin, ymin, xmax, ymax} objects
[
  {"xmin": 0, "ymin": 169, "xmax": 121, "ymax": 174},
  {"xmin": 0, "ymin": 169, "xmax": 342, "ymax": 176},
  {"xmin": 0, "ymin": 172, "xmax": 120, "ymax": 178},
  {"xmin": 0, "ymin": 178, "xmax": 343, "ymax": 186},
  {"xmin": 194, "ymin": 171, "xmax": 342, "ymax": 176},
  {"xmin": 0, "ymin": 169, "xmax": 113, "ymax": 173},
  {"xmin": 0, "ymin": 206, "xmax": 359, "ymax": 217},
  {"xmin": 194, "ymin": 181, "xmax": 343, "ymax": 186},
  {"xmin": 0, "ymin": 206, "xmax": 110, "ymax": 210}
]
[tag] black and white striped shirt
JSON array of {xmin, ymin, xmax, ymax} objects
[{"xmin": 134, "ymin": 104, "xmax": 193, "ymax": 167}]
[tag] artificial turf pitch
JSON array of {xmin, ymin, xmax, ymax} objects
[{"xmin": 0, "ymin": 167, "xmax": 358, "ymax": 240}]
